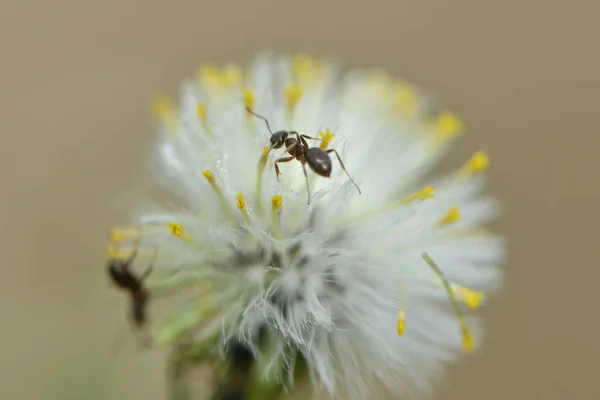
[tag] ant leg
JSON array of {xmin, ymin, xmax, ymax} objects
[
  {"xmin": 301, "ymin": 163, "xmax": 312, "ymax": 205},
  {"xmin": 140, "ymin": 247, "xmax": 158, "ymax": 281},
  {"xmin": 274, "ymin": 157, "xmax": 294, "ymax": 182},
  {"xmin": 290, "ymin": 132, "xmax": 320, "ymax": 149},
  {"xmin": 300, "ymin": 134, "xmax": 321, "ymax": 141},
  {"xmin": 125, "ymin": 227, "xmax": 144, "ymax": 265},
  {"xmin": 326, "ymin": 149, "xmax": 362, "ymax": 194},
  {"xmin": 275, "ymin": 141, "xmax": 297, "ymax": 159}
]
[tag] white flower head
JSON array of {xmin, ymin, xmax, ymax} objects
[{"xmin": 107, "ymin": 53, "xmax": 505, "ymax": 399}]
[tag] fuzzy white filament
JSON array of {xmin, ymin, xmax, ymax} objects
[{"xmin": 107, "ymin": 53, "xmax": 505, "ymax": 400}]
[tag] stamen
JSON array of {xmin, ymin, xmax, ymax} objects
[
  {"xmin": 196, "ymin": 103, "xmax": 212, "ymax": 137},
  {"xmin": 202, "ymin": 169, "xmax": 233, "ymax": 218},
  {"xmin": 106, "ymin": 244, "xmax": 117, "ymax": 257},
  {"xmin": 152, "ymin": 94, "xmax": 178, "ymax": 133},
  {"xmin": 451, "ymin": 284, "xmax": 484, "ymax": 309},
  {"xmin": 236, "ymin": 192, "xmax": 250, "ymax": 223},
  {"xmin": 198, "ymin": 63, "xmax": 222, "ymax": 87},
  {"xmin": 196, "ymin": 103, "xmax": 207, "ymax": 121},
  {"xmin": 397, "ymin": 282, "xmax": 407, "ymax": 337},
  {"xmin": 421, "ymin": 253, "xmax": 475, "ymax": 352},
  {"xmin": 438, "ymin": 206, "xmax": 461, "ymax": 226},
  {"xmin": 399, "ymin": 186, "xmax": 436, "ymax": 204},
  {"xmin": 243, "ymin": 89, "xmax": 254, "ymax": 112},
  {"xmin": 454, "ymin": 150, "xmax": 490, "ymax": 182},
  {"xmin": 220, "ymin": 65, "xmax": 242, "ymax": 87},
  {"xmin": 436, "ymin": 111, "xmax": 464, "ymax": 140},
  {"xmin": 397, "ymin": 309, "xmax": 406, "ymax": 337},
  {"xmin": 319, "ymin": 128, "xmax": 335, "ymax": 150},
  {"xmin": 167, "ymin": 222, "xmax": 193, "ymax": 243},
  {"xmin": 284, "ymin": 81, "xmax": 303, "ymax": 110},
  {"xmin": 271, "ymin": 194, "xmax": 283, "ymax": 239},
  {"xmin": 255, "ymin": 146, "xmax": 271, "ymax": 216},
  {"xmin": 394, "ymin": 81, "xmax": 417, "ymax": 117}
]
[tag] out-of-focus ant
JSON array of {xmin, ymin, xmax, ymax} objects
[
  {"xmin": 246, "ymin": 107, "xmax": 361, "ymax": 205},
  {"xmin": 107, "ymin": 232, "xmax": 156, "ymax": 338}
]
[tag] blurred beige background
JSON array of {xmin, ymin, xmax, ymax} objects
[{"xmin": 1, "ymin": 0, "xmax": 598, "ymax": 399}]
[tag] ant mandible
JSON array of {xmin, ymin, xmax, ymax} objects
[
  {"xmin": 246, "ymin": 107, "xmax": 361, "ymax": 205},
  {"xmin": 107, "ymin": 231, "xmax": 156, "ymax": 331}
]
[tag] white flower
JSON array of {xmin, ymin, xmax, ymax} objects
[{"xmin": 107, "ymin": 53, "xmax": 505, "ymax": 400}]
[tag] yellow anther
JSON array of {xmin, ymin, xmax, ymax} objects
[
  {"xmin": 451, "ymin": 284, "xmax": 484, "ymax": 309},
  {"xmin": 397, "ymin": 309, "xmax": 406, "ymax": 336},
  {"xmin": 152, "ymin": 94, "xmax": 178, "ymax": 132},
  {"xmin": 203, "ymin": 169, "xmax": 223, "ymax": 194},
  {"xmin": 464, "ymin": 150, "xmax": 490, "ymax": 174},
  {"xmin": 292, "ymin": 54, "xmax": 323, "ymax": 81},
  {"xmin": 243, "ymin": 89, "xmax": 254, "ymax": 111},
  {"xmin": 152, "ymin": 94, "xmax": 174, "ymax": 117},
  {"xmin": 271, "ymin": 194, "xmax": 283, "ymax": 211},
  {"xmin": 462, "ymin": 327, "xmax": 475, "ymax": 352},
  {"xmin": 284, "ymin": 81, "xmax": 303, "ymax": 109},
  {"xmin": 436, "ymin": 111, "xmax": 464, "ymax": 139},
  {"xmin": 271, "ymin": 194, "xmax": 283, "ymax": 238},
  {"xmin": 258, "ymin": 146, "xmax": 270, "ymax": 174},
  {"xmin": 394, "ymin": 81, "xmax": 417, "ymax": 116},
  {"xmin": 196, "ymin": 103, "xmax": 207, "ymax": 121},
  {"xmin": 319, "ymin": 128, "xmax": 335, "ymax": 150},
  {"xmin": 439, "ymin": 206, "xmax": 461, "ymax": 226},
  {"xmin": 198, "ymin": 63, "xmax": 222, "ymax": 87},
  {"xmin": 220, "ymin": 65, "xmax": 242, "ymax": 87},
  {"xmin": 236, "ymin": 193, "xmax": 246, "ymax": 210},
  {"xmin": 106, "ymin": 244, "xmax": 117, "ymax": 257},
  {"xmin": 202, "ymin": 169, "xmax": 215, "ymax": 183},
  {"xmin": 400, "ymin": 186, "xmax": 436, "ymax": 204},
  {"xmin": 167, "ymin": 222, "xmax": 192, "ymax": 242}
]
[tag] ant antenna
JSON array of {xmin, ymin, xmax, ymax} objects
[{"xmin": 245, "ymin": 107, "xmax": 274, "ymax": 135}]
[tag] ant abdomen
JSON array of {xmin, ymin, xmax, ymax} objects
[{"xmin": 306, "ymin": 147, "xmax": 333, "ymax": 178}]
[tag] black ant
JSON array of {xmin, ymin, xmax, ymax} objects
[
  {"xmin": 107, "ymin": 233, "xmax": 155, "ymax": 333},
  {"xmin": 246, "ymin": 107, "xmax": 361, "ymax": 205}
]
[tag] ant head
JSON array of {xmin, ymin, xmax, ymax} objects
[{"xmin": 270, "ymin": 131, "xmax": 288, "ymax": 149}]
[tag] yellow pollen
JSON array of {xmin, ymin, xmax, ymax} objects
[
  {"xmin": 152, "ymin": 94, "xmax": 174, "ymax": 117},
  {"xmin": 152, "ymin": 94, "xmax": 178, "ymax": 132},
  {"xmin": 284, "ymin": 81, "xmax": 303, "ymax": 109},
  {"xmin": 436, "ymin": 111, "xmax": 464, "ymax": 139},
  {"xmin": 271, "ymin": 194, "xmax": 283, "ymax": 211},
  {"xmin": 464, "ymin": 150, "xmax": 490, "ymax": 174},
  {"xmin": 462, "ymin": 327, "xmax": 475, "ymax": 352},
  {"xmin": 202, "ymin": 169, "xmax": 215, "ymax": 183},
  {"xmin": 452, "ymin": 284, "xmax": 484, "ymax": 309},
  {"xmin": 198, "ymin": 63, "xmax": 222, "ymax": 87},
  {"xmin": 220, "ymin": 66, "xmax": 242, "ymax": 87},
  {"xmin": 196, "ymin": 103, "xmax": 207, "ymax": 121},
  {"xmin": 106, "ymin": 244, "xmax": 117, "ymax": 257},
  {"xmin": 258, "ymin": 146, "xmax": 270, "ymax": 174},
  {"xmin": 394, "ymin": 81, "xmax": 417, "ymax": 116},
  {"xmin": 439, "ymin": 206, "xmax": 461, "ymax": 226},
  {"xmin": 167, "ymin": 222, "xmax": 192, "ymax": 242},
  {"xmin": 236, "ymin": 193, "xmax": 246, "ymax": 210},
  {"xmin": 397, "ymin": 309, "xmax": 406, "ymax": 336},
  {"xmin": 400, "ymin": 186, "xmax": 436, "ymax": 204},
  {"xmin": 319, "ymin": 128, "xmax": 335, "ymax": 150},
  {"xmin": 243, "ymin": 89, "xmax": 254, "ymax": 111},
  {"xmin": 271, "ymin": 194, "xmax": 283, "ymax": 238}
]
